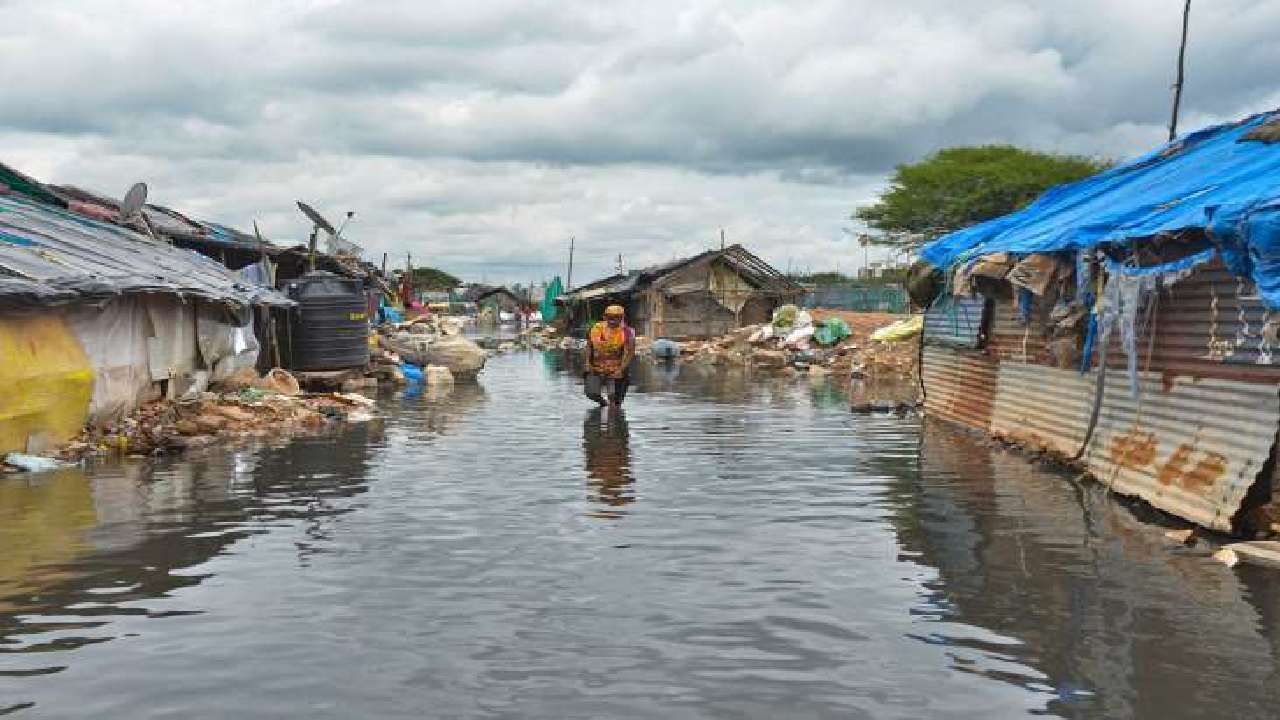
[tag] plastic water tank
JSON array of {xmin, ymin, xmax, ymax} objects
[{"xmin": 284, "ymin": 272, "xmax": 370, "ymax": 371}]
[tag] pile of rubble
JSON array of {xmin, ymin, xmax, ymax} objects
[
  {"xmin": 51, "ymin": 368, "xmax": 377, "ymax": 462},
  {"xmin": 634, "ymin": 306, "xmax": 922, "ymax": 410}
]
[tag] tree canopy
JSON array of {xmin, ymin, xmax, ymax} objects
[
  {"xmin": 854, "ymin": 146, "xmax": 1109, "ymax": 247},
  {"xmin": 408, "ymin": 266, "xmax": 462, "ymax": 290}
]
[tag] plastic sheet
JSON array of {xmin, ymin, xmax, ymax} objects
[
  {"xmin": 66, "ymin": 298, "xmax": 153, "ymax": 422},
  {"xmin": 921, "ymin": 110, "xmax": 1280, "ymax": 308},
  {"xmin": 0, "ymin": 313, "xmax": 94, "ymax": 453},
  {"xmin": 197, "ymin": 305, "xmax": 260, "ymax": 382}
]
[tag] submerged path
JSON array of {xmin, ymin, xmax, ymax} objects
[{"xmin": 2, "ymin": 352, "xmax": 1280, "ymax": 718}]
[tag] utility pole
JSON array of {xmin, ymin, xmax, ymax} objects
[
  {"xmin": 720, "ymin": 228, "xmax": 725, "ymax": 251},
  {"xmin": 566, "ymin": 236, "xmax": 575, "ymax": 290},
  {"xmin": 616, "ymin": 253, "xmax": 624, "ymax": 275},
  {"xmin": 1169, "ymin": 0, "xmax": 1192, "ymax": 142}
]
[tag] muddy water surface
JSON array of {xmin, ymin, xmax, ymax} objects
[{"xmin": 2, "ymin": 352, "xmax": 1279, "ymax": 718}]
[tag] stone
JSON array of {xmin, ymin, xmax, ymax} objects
[
  {"xmin": 751, "ymin": 349, "xmax": 787, "ymax": 369},
  {"xmin": 210, "ymin": 405, "xmax": 255, "ymax": 423},
  {"xmin": 425, "ymin": 365, "xmax": 455, "ymax": 385},
  {"xmin": 193, "ymin": 414, "xmax": 226, "ymax": 433}
]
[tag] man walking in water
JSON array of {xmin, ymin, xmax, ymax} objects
[{"xmin": 584, "ymin": 304, "xmax": 635, "ymax": 408}]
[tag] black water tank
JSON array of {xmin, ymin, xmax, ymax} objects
[{"xmin": 284, "ymin": 272, "xmax": 370, "ymax": 371}]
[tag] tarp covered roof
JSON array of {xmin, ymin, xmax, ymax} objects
[
  {"xmin": 0, "ymin": 193, "xmax": 292, "ymax": 308},
  {"xmin": 921, "ymin": 109, "xmax": 1280, "ymax": 308}
]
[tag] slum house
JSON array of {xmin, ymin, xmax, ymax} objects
[
  {"xmin": 559, "ymin": 244, "xmax": 803, "ymax": 338},
  {"xmin": 0, "ymin": 189, "xmax": 292, "ymax": 456},
  {"xmin": 39, "ymin": 169, "xmax": 393, "ymax": 370},
  {"xmin": 52, "ymin": 178, "xmax": 392, "ymax": 300},
  {"xmin": 474, "ymin": 286, "xmax": 524, "ymax": 314},
  {"xmin": 917, "ymin": 109, "xmax": 1280, "ymax": 536}
]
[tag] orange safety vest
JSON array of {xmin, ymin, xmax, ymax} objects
[{"xmin": 588, "ymin": 322, "xmax": 634, "ymax": 376}]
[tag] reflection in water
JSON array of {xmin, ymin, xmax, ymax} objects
[
  {"xmin": 2, "ymin": 351, "xmax": 1280, "ymax": 719},
  {"xmin": 897, "ymin": 419, "xmax": 1280, "ymax": 717},
  {"xmin": 582, "ymin": 408, "xmax": 634, "ymax": 517}
]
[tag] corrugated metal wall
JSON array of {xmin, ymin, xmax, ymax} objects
[
  {"xmin": 922, "ymin": 262, "xmax": 1280, "ymax": 533},
  {"xmin": 923, "ymin": 296, "xmax": 987, "ymax": 349},
  {"xmin": 922, "ymin": 346, "xmax": 997, "ymax": 430}
]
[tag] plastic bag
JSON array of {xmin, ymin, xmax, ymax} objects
[
  {"xmin": 869, "ymin": 315, "xmax": 923, "ymax": 342},
  {"xmin": 813, "ymin": 317, "xmax": 851, "ymax": 346},
  {"xmin": 771, "ymin": 304, "xmax": 799, "ymax": 329}
]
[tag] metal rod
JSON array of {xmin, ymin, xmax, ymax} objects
[
  {"xmin": 566, "ymin": 236, "xmax": 575, "ymax": 290},
  {"xmin": 1169, "ymin": 0, "xmax": 1192, "ymax": 142}
]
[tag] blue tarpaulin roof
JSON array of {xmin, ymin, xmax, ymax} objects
[{"xmin": 920, "ymin": 110, "xmax": 1280, "ymax": 308}]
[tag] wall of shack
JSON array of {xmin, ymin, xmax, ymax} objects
[
  {"xmin": 0, "ymin": 296, "xmax": 261, "ymax": 455},
  {"xmin": 642, "ymin": 260, "xmax": 785, "ymax": 339},
  {"xmin": 922, "ymin": 262, "xmax": 1280, "ymax": 533}
]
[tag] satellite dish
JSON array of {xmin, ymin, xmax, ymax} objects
[
  {"xmin": 120, "ymin": 182, "xmax": 148, "ymax": 221},
  {"xmin": 296, "ymin": 201, "xmax": 336, "ymax": 235}
]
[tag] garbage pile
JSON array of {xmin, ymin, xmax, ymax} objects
[
  {"xmin": 517, "ymin": 323, "xmax": 564, "ymax": 350},
  {"xmin": 636, "ymin": 305, "xmax": 889, "ymax": 375},
  {"xmin": 38, "ymin": 368, "xmax": 379, "ymax": 463},
  {"xmin": 628, "ymin": 305, "xmax": 923, "ymax": 409},
  {"xmin": 376, "ymin": 315, "xmax": 486, "ymax": 383}
]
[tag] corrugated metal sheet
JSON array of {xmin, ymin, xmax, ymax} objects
[
  {"xmin": 924, "ymin": 265, "xmax": 1280, "ymax": 533},
  {"xmin": 988, "ymin": 362, "xmax": 1094, "ymax": 458},
  {"xmin": 1083, "ymin": 371, "xmax": 1278, "ymax": 532},
  {"xmin": 922, "ymin": 345, "xmax": 997, "ymax": 431},
  {"xmin": 987, "ymin": 294, "xmax": 1053, "ymax": 364},
  {"xmin": 0, "ymin": 194, "xmax": 290, "ymax": 308},
  {"xmin": 1138, "ymin": 262, "xmax": 1278, "ymax": 383},
  {"xmin": 924, "ymin": 295, "xmax": 987, "ymax": 349}
]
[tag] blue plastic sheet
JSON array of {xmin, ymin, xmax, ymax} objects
[{"xmin": 921, "ymin": 110, "xmax": 1280, "ymax": 308}]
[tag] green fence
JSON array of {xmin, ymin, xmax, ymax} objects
[{"xmin": 801, "ymin": 284, "xmax": 908, "ymax": 313}]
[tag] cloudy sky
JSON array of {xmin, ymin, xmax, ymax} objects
[{"xmin": 3, "ymin": 1, "xmax": 1280, "ymax": 283}]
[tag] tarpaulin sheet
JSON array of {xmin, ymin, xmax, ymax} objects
[
  {"xmin": 197, "ymin": 305, "xmax": 259, "ymax": 381},
  {"xmin": 921, "ymin": 110, "xmax": 1280, "ymax": 308},
  {"xmin": 65, "ymin": 298, "xmax": 153, "ymax": 422},
  {"xmin": 0, "ymin": 314, "xmax": 93, "ymax": 454},
  {"xmin": 0, "ymin": 193, "xmax": 291, "ymax": 309}
]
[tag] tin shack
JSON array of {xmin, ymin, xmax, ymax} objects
[
  {"xmin": 917, "ymin": 109, "xmax": 1280, "ymax": 536},
  {"xmin": 0, "ymin": 166, "xmax": 292, "ymax": 455}
]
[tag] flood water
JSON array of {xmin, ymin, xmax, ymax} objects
[{"xmin": 3, "ymin": 352, "xmax": 1280, "ymax": 718}]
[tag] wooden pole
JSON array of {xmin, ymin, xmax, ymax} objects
[
  {"xmin": 566, "ymin": 236, "xmax": 576, "ymax": 290},
  {"xmin": 1169, "ymin": 0, "xmax": 1192, "ymax": 142}
]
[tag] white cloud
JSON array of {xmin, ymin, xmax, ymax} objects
[{"xmin": 2, "ymin": 0, "xmax": 1280, "ymax": 282}]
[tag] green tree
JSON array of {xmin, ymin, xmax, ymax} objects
[
  {"xmin": 855, "ymin": 146, "xmax": 1109, "ymax": 248},
  {"xmin": 409, "ymin": 266, "xmax": 462, "ymax": 290}
]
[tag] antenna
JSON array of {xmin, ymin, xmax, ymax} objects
[
  {"xmin": 119, "ymin": 181, "xmax": 163, "ymax": 242},
  {"xmin": 120, "ymin": 182, "xmax": 147, "ymax": 222},
  {"xmin": 297, "ymin": 201, "xmax": 337, "ymax": 271},
  {"xmin": 296, "ymin": 201, "xmax": 336, "ymax": 235}
]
